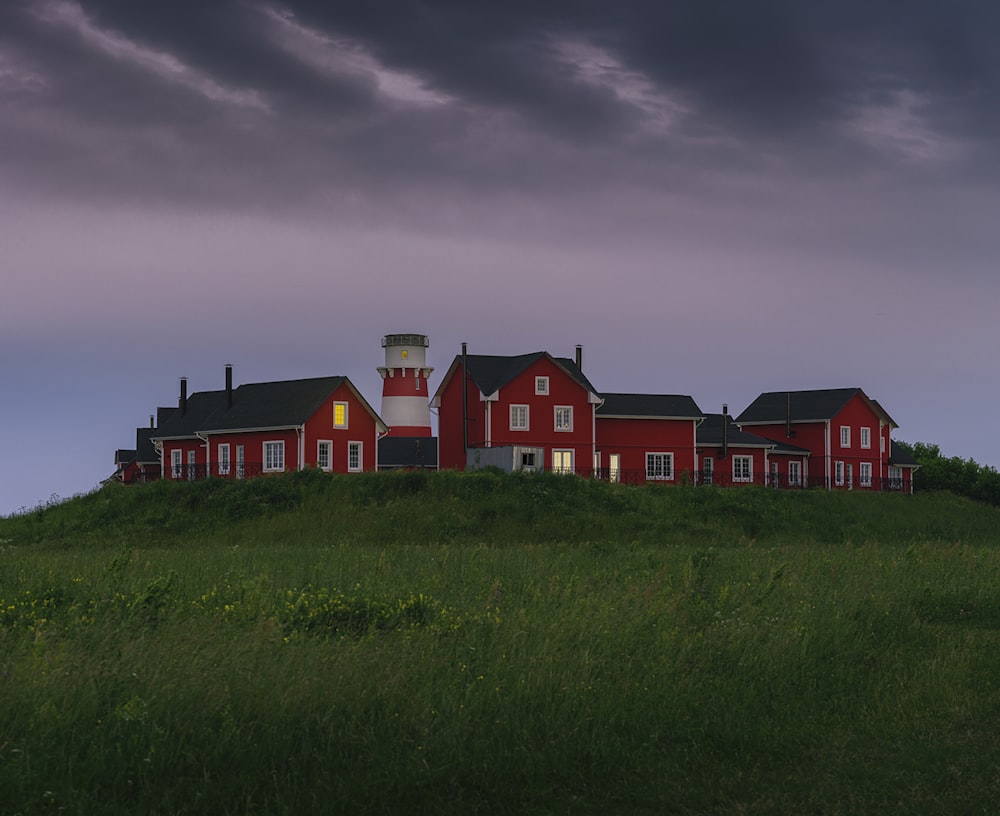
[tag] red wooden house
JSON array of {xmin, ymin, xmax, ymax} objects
[
  {"xmin": 735, "ymin": 388, "xmax": 910, "ymax": 491},
  {"xmin": 696, "ymin": 412, "xmax": 811, "ymax": 487},
  {"xmin": 151, "ymin": 366, "xmax": 386, "ymax": 480},
  {"xmin": 595, "ymin": 393, "xmax": 703, "ymax": 484},
  {"xmin": 431, "ymin": 348, "xmax": 602, "ymax": 474}
]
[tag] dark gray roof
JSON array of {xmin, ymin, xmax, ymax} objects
[
  {"xmin": 378, "ymin": 436, "xmax": 439, "ymax": 469},
  {"xmin": 697, "ymin": 414, "xmax": 783, "ymax": 448},
  {"xmin": 889, "ymin": 440, "xmax": 920, "ymax": 468},
  {"xmin": 152, "ymin": 376, "xmax": 384, "ymax": 440},
  {"xmin": 597, "ymin": 392, "xmax": 702, "ymax": 419},
  {"xmin": 114, "ymin": 449, "xmax": 136, "ymax": 465},
  {"xmin": 135, "ymin": 427, "xmax": 159, "ymax": 463},
  {"xmin": 458, "ymin": 352, "xmax": 599, "ymax": 396},
  {"xmin": 736, "ymin": 388, "xmax": 891, "ymax": 425}
]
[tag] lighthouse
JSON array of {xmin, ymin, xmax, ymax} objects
[{"xmin": 378, "ymin": 333, "xmax": 433, "ymax": 436}]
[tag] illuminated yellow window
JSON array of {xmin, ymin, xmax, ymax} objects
[
  {"xmin": 334, "ymin": 402, "xmax": 348, "ymax": 428},
  {"xmin": 401, "ymin": 349, "xmax": 408, "ymax": 360}
]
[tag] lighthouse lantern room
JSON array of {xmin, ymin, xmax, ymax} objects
[{"xmin": 378, "ymin": 334, "xmax": 433, "ymax": 436}]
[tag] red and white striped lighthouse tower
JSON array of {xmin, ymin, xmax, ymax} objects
[{"xmin": 378, "ymin": 333, "xmax": 433, "ymax": 436}]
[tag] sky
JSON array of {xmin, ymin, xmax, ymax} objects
[{"xmin": 2, "ymin": 0, "xmax": 999, "ymax": 515}]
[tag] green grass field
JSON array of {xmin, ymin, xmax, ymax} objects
[{"xmin": 2, "ymin": 471, "xmax": 1000, "ymax": 814}]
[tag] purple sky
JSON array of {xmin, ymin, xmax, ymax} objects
[{"xmin": 3, "ymin": 1, "xmax": 999, "ymax": 515}]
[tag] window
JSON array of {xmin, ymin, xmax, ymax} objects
[
  {"xmin": 535, "ymin": 376, "xmax": 549, "ymax": 395},
  {"xmin": 733, "ymin": 455, "xmax": 752, "ymax": 483},
  {"xmin": 609, "ymin": 453, "xmax": 621, "ymax": 483},
  {"xmin": 334, "ymin": 402, "xmax": 348, "ymax": 428},
  {"xmin": 646, "ymin": 452, "xmax": 674, "ymax": 481},
  {"xmin": 554, "ymin": 406, "xmax": 573, "ymax": 431},
  {"xmin": 788, "ymin": 461, "xmax": 802, "ymax": 486},
  {"xmin": 702, "ymin": 456, "xmax": 714, "ymax": 485},
  {"xmin": 264, "ymin": 441, "xmax": 285, "ymax": 472},
  {"xmin": 860, "ymin": 462, "xmax": 872, "ymax": 487},
  {"xmin": 218, "ymin": 443, "xmax": 230, "ymax": 476},
  {"xmin": 348, "ymin": 441, "xmax": 362, "ymax": 472},
  {"xmin": 593, "ymin": 451, "xmax": 601, "ymax": 477},
  {"xmin": 552, "ymin": 449, "xmax": 574, "ymax": 474},
  {"xmin": 236, "ymin": 445, "xmax": 245, "ymax": 479},
  {"xmin": 860, "ymin": 427, "xmax": 871, "ymax": 449},
  {"xmin": 171, "ymin": 449, "xmax": 182, "ymax": 479},
  {"xmin": 510, "ymin": 404, "xmax": 529, "ymax": 430},
  {"xmin": 520, "ymin": 450, "xmax": 536, "ymax": 472},
  {"xmin": 888, "ymin": 465, "xmax": 902, "ymax": 490},
  {"xmin": 835, "ymin": 461, "xmax": 844, "ymax": 486},
  {"xmin": 840, "ymin": 426, "xmax": 850, "ymax": 448},
  {"xmin": 317, "ymin": 440, "xmax": 332, "ymax": 471},
  {"xmin": 846, "ymin": 464, "xmax": 854, "ymax": 490}
]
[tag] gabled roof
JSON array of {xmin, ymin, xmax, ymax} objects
[
  {"xmin": 736, "ymin": 388, "xmax": 895, "ymax": 427},
  {"xmin": 152, "ymin": 376, "xmax": 386, "ymax": 440},
  {"xmin": 114, "ymin": 449, "xmax": 136, "ymax": 466},
  {"xmin": 889, "ymin": 440, "xmax": 920, "ymax": 468},
  {"xmin": 597, "ymin": 393, "xmax": 702, "ymax": 420},
  {"xmin": 432, "ymin": 351, "xmax": 600, "ymax": 402},
  {"xmin": 697, "ymin": 414, "xmax": 783, "ymax": 448},
  {"xmin": 135, "ymin": 428, "xmax": 159, "ymax": 463}
]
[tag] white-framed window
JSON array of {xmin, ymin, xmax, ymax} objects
[
  {"xmin": 510, "ymin": 404, "xmax": 529, "ymax": 430},
  {"xmin": 888, "ymin": 465, "xmax": 903, "ymax": 490},
  {"xmin": 334, "ymin": 402, "xmax": 348, "ymax": 429},
  {"xmin": 609, "ymin": 453, "xmax": 621, "ymax": 483},
  {"xmin": 552, "ymin": 449, "xmax": 574, "ymax": 474},
  {"xmin": 171, "ymin": 449, "xmax": 182, "ymax": 479},
  {"xmin": 840, "ymin": 425, "xmax": 850, "ymax": 448},
  {"xmin": 835, "ymin": 461, "xmax": 844, "ymax": 486},
  {"xmin": 733, "ymin": 455, "xmax": 752, "ymax": 483},
  {"xmin": 554, "ymin": 405, "xmax": 573, "ymax": 431},
  {"xmin": 535, "ymin": 376, "xmax": 549, "ymax": 395},
  {"xmin": 860, "ymin": 427, "xmax": 871, "ymax": 449},
  {"xmin": 702, "ymin": 456, "xmax": 714, "ymax": 485},
  {"xmin": 218, "ymin": 443, "xmax": 230, "ymax": 476},
  {"xmin": 317, "ymin": 440, "xmax": 332, "ymax": 471},
  {"xmin": 348, "ymin": 441, "xmax": 362, "ymax": 472},
  {"xmin": 593, "ymin": 451, "xmax": 601, "ymax": 477},
  {"xmin": 520, "ymin": 449, "xmax": 537, "ymax": 472},
  {"xmin": 187, "ymin": 450, "xmax": 196, "ymax": 481},
  {"xmin": 788, "ymin": 461, "xmax": 802, "ymax": 486},
  {"xmin": 264, "ymin": 440, "xmax": 285, "ymax": 472},
  {"xmin": 860, "ymin": 462, "xmax": 872, "ymax": 487},
  {"xmin": 236, "ymin": 445, "xmax": 245, "ymax": 479},
  {"xmin": 846, "ymin": 464, "xmax": 854, "ymax": 490},
  {"xmin": 646, "ymin": 452, "xmax": 674, "ymax": 481}
]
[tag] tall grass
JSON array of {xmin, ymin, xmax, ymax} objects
[{"xmin": 2, "ymin": 472, "xmax": 1000, "ymax": 813}]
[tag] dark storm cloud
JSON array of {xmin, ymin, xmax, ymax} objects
[{"xmin": 1, "ymin": 0, "xmax": 998, "ymax": 211}]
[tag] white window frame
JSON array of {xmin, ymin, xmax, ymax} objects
[
  {"xmin": 519, "ymin": 449, "xmax": 537, "ymax": 472},
  {"xmin": 840, "ymin": 425, "xmax": 850, "ymax": 448},
  {"xmin": 218, "ymin": 443, "xmax": 230, "ymax": 476},
  {"xmin": 334, "ymin": 401, "xmax": 348, "ymax": 429},
  {"xmin": 264, "ymin": 440, "xmax": 285, "ymax": 473},
  {"xmin": 187, "ymin": 450, "xmax": 196, "ymax": 481},
  {"xmin": 702, "ymin": 456, "xmax": 714, "ymax": 485},
  {"xmin": 860, "ymin": 427, "xmax": 871, "ymax": 449},
  {"xmin": 609, "ymin": 453, "xmax": 621, "ymax": 483},
  {"xmin": 552, "ymin": 449, "xmax": 574, "ymax": 475},
  {"xmin": 554, "ymin": 405, "xmax": 573, "ymax": 432},
  {"xmin": 860, "ymin": 462, "xmax": 872, "ymax": 487},
  {"xmin": 646, "ymin": 452, "xmax": 674, "ymax": 481},
  {"xmin": 236, "ymin": 445, "xmax": 245, "ymax": 479},
  {"xmin": 788, "ymin": 461, "xmax": 802, "ymax": 486},
  {"xmin": 835, "ymin": 460, "xmax": 844, "ymax": 486},
  {"xmin": 888, "ymin": 465, "xmax": 902, "ymax": 490},
  {"xmin": 733, "ymin": 455, "xmax": 752, "ymax": 483},
  {"xmin": 347, "ymin": 440, "xmax": 362, "ymax": 472},
  {"xmin": 535, "ymin": 376, "xmax": 549, "ymax": 395},
  {"xmin": 510, "ymin": 404, "xmax": 529, "ymax": 431},
  {"xmin": 593, "ymin": 451, "xmax": 601, "ymax": 477},
  {"xmin": 317, "ymin": 440, "xmax": 332, "ymax": 471},
  {"xmin": 171, "ymin": 449, "xmax": 182, "ymax": 479},
  {"xmin": 846, "ymin": 463, "xmax": 854, "ymax": 490}
]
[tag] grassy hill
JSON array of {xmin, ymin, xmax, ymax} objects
[{"xmin": 2, "ymin": 471, "xmax": 1000, "ymax": 814}]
